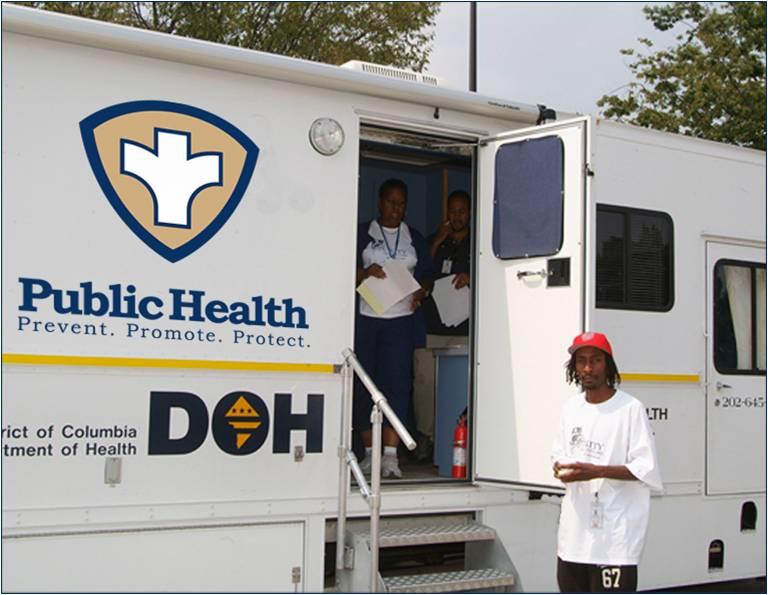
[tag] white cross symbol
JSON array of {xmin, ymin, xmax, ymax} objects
[{"xmin": 122, "ymin": 129, "xmax": 222, "ymax": 227}]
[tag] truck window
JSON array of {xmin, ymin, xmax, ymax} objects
[
  {"xmin": 596, "ymin": 205, "xmax": 674, "ymax": 311},
  {"xmin": 492, "ymin": 135, "xmax": 564, "ymax": 259},
  {"xmin": 713, "ymin": 260, "xmax": 766, "ymax": 374}
]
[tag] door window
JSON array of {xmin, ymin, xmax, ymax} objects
[
  {"xmin": 714, "ymin": 260, "xmax": 766, "ymax": 374},
  {"xmin": 492, "ymin": 135, "xmax": 564, "ymax": 259}
]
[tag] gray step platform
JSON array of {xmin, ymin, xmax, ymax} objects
[
  {"xmin": 377, "ymin": 522, "xmax": 497, "ymax": 547},
  {"xmin": 382, "ymin": 568, "xmax": 515, "ymax": 593}
]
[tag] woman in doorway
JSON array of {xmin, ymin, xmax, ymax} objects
[{"xmin": 354, "ymin": 178, "xmax": 433, "ymax": 478}]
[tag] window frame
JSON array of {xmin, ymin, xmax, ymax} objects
[
  {"xmin": 713, "ymin": 258, "xmax": 766, "ymax": 376},
  {"xmin": 595, "ymin": 204, "xmax": 675, "ymax": 312}
]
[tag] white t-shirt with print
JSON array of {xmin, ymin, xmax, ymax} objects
[
  {"xmin": 359, "ymin": 220, "xmax": 418, "ymax": 319},
  {"xmin": 552, "ymin": 389, "xmax": 662, "ymax": 566}
]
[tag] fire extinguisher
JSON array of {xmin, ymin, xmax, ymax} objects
[{"xmin": 452, "ymin": 415, "xmax": 468, "ymax": 479}]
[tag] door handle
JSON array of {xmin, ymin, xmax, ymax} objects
[
  {"xmin": 516, "ymin": 269, "xmax": 547, "ymax": 280},
  {"xmin": 716, "ymin": 381, "xmax": 732, "ymax": 390}
]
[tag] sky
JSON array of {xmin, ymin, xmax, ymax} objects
[{"xmin": 426, "ymin": 2, "xmax": 680, "ymax": 116}]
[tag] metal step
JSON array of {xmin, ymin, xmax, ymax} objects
[
  {"xmin": 382, "ymin": 568, "xmax": 515, "ymax": 593},
  {"xmin": 377, "ymin": 522, "xmax": 496, "ymax": 548}
]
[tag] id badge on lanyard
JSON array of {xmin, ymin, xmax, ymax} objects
[
  {"xmin": 590, "ymin": 492, "xmax": 604, "ymax": 529},
  {"xmin": 442, "ymin": 258, "xmax": 453, "ymax": 275}
]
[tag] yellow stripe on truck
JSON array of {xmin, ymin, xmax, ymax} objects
[
  {"xmin": 622, "ymin": 373, "xmax": 700, "ymax": 383},
  {"xmin": 1, "ymin": 353, "xmax": 336, "ymax": 374}
]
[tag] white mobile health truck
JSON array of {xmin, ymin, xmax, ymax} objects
[{"xmin": 2, "ymin": 5, "xmax": 765, "ymax": 592}]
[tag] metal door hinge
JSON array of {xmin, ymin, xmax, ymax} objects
[
  {"xmin": 586, "ymin": 165, "xmax": 595, "ymax": 177},
  {"xmin": 344, "ymin": 545, "xmax": 355, "ymax": 569},
  {"xmin": 292, "ymin": 566, "xmax": 301, "ymax": 584}
]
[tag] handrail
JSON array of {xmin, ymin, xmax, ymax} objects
[
  {"xmin": 342, "ymin": 348, "xmax": 416, "ymax": 449},
  {"xmin": 336, "ymin": 358, "xmax": 354, "ymax": 584},
  {"xmin": 336, "ymin": 348, "xmax": 416, "ymax": 592},
  {"xmin": 346, "ymin": 451, "xmax": 371, "ymax": 500}
]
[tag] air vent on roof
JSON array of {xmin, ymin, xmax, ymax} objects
[{"xmin": 341, "ymin": 60, "xmax": 441, "ymax": 86}]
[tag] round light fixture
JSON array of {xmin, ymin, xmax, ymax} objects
[{"xmin": 309, "ymin": 118, "xmax": 345, "ymax": 156}]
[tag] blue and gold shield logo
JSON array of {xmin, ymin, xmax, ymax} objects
[{"xmin": 80, "ymin": 101, "xmax": 258, "ymax": 262}]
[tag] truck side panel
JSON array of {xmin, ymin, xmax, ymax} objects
[
  {"xmin": 5, "ymin": 522, "xmax": 305, "ymax": 592},
  {"xmin": 589, "ymin": 120, "xmax": 765, "ymax": 491}
]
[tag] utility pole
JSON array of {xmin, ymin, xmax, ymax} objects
[{"xmin": 469, "ymin": 2, "xmax": 477, "ymax": 92}]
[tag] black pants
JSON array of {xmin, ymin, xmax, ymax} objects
[{"xmin": 557, "ymin": 557, "xmax": 638, "ymax": 593}]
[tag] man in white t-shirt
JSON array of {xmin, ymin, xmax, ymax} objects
[{"xmin": 552, "ymin": 332, "xmax": 662, "ymax": 592}]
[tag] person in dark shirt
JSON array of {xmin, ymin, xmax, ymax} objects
[{"xmin": 413, "ymin": 190, "xmax": 471, "ymax": 461}]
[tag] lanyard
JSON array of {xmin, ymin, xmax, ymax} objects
[{"xmin": 378, "ymin": 222, "xmax": 400, "ymax": 259}]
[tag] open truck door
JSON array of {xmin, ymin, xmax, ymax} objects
[{"xmin": 474, "ymin": 117, "xmax": 588, "ymax": 490}]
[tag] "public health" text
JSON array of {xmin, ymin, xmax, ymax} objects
[{"xmin": 17, "ymin": 278, "xmax": 309, "ymax": 329}]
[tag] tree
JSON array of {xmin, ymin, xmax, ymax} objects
[
  {"xmin": 17, "ymin": 2, "xmax": 440, "ymax": 71},
  {"xmin": 598, "ymin": 2, "xmax": 766, "ymax": 150}
]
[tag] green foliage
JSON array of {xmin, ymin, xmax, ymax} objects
[
  {"xmin": 17, "ymin": 2, "xmax": 440, "ymax": 71},
  {"xmin": 598, "ymin": 2, "xmax": 766, "ymax": 150}
]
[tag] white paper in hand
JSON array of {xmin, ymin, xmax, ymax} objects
[
  {"xmin": 357, "ymin": 260, "xmax": 421, "ymax": 315},
  {"xmin": 432, "ymin": 275, "xmax": 469, "ymax": 326}
]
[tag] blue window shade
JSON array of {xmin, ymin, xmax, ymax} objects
[{"xmin": 492, "ymin": 136, "xmax": 564, "ymax": 259}]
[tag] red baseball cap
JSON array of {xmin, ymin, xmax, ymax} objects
[{"xmin": 568, "ymin": 332, "xmax": 613, "ymax": 356}]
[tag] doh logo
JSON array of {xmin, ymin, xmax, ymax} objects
[
  {"xmin": 212, "ymin": 392, "xmax": 270, "ymax": 454},
  {"xmin": 80, "ymin": 101, "xmax": 259, "ymax": 262},
  {"xmin": 224, "ymin": 395, "xmax": 263, "ymax": 450},
  {"xmin": 148, "ymin": 390, "xmax": 324, "ymax": 456}
]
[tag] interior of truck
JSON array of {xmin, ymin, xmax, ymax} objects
[{"xmin": 353, "ymin": 124, "xmax": 475, "ymax": 483}]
